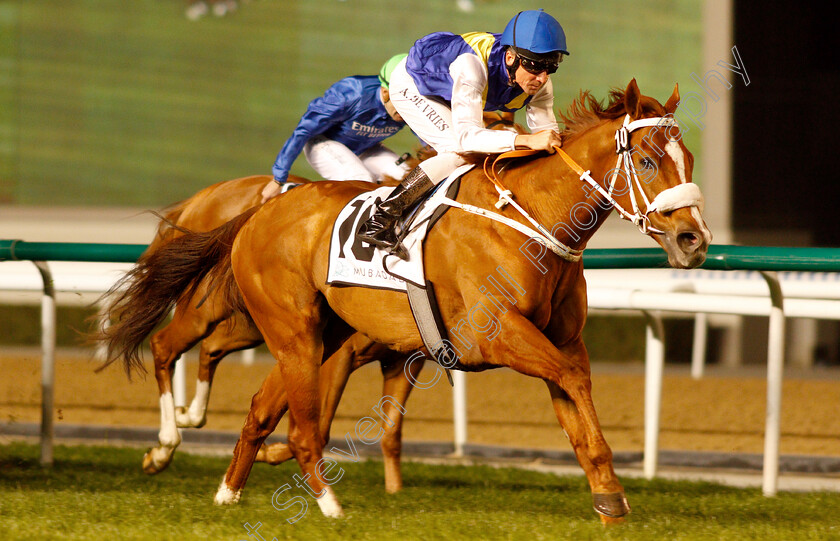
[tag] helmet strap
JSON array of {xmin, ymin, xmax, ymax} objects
[{"xmin": 504, "ymin": 47, "xmax": 520, "ymax": 87}]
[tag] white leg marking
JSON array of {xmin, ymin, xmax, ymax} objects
[
  {"xmin": 665, "ymin": 141, "xmax": 687, "ymax": 184},
  {"xmin": 158, "ymin": 392, "xmax": 181, "ymax": 447},
  {"xmin": 214, "ymin": 476, "xmax": 242, "ymax": 505},
  {"xmin": 176, "ymin": 379, "xmax": 211, "ymax": 427},
  {"xmin": 316, "ymin": 486, "xmax": 345, "ymax": 518}
]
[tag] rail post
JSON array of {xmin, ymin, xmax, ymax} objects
[
  {"xmin": 32, "ymin": 261, "xmax": 55, "ymax": 467},
  {"xmin": 642, "ymin": 311, "xmax": 665, "ymax": 479},
  {"xmin": 760, "ymin": 271, "xmax": 785, "ymax": 496}
]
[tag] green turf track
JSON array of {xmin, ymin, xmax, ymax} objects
[
  {"xmin": 0, "ymin": 0, "xmax": 701, "ymax": 208},
  {"xmin": 1, "ymin": 442, "xmax": 839, "ymax": 540}
]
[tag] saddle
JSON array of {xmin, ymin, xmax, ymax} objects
[
  {"xmin": 326, "ymin": 165, "xmax": 470, "ymax": 291},
  {"xmin": 326, "ymin": 166, "xmax": 473, "ymax": 383}
]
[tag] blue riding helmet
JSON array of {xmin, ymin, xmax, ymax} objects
[{"xmin": 500, "ymin": 9, "xmax": 569, "ymax": 58}]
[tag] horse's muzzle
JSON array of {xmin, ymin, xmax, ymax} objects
[{"xmin": 666, "ymin": 226, "xmax": 710, "ymax": 269}]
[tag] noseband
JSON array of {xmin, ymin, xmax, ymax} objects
[{"xmin": 596, "ymin": 114, "xmax": 703, "ymax": 235}]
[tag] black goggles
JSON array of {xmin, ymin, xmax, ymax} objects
[{"xmin": 517, "ymin": 53, "xmax": 562, "ymax": 75}]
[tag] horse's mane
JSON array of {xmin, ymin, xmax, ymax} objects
[
  {"xmin": 558, "ymin": 88, "xmax": 665, "ymax": 142},
  {"xmin": 461, "ymin": 87, "xmax": 666, "ymax": 167}
]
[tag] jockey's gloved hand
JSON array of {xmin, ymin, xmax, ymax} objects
[
  {"xmin": 514, "ymin": 129, "xmax": 562, "ymax": 152},
  {"xmin": 261, "ymin": 180, "xmax": 284, "ymax": 204}
]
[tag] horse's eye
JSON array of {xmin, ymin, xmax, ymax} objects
[{"xmin": 640, "ymin": 157, "xmax": 655, "ymax": 170}]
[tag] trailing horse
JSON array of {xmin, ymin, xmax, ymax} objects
[{"xmin": 98, "ymin": 81, "xmax": 709, "ymax": 524}]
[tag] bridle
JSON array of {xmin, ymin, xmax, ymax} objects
[
  {"xmin": 438, "ymin": 114, "xmax": 705, "ymax": 263},
  {"xmin": 558, "ymin": 114, "xmax": 704, "ymax": 236}
]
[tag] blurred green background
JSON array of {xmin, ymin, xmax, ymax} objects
[{"xmin": 0, "ymin": 0, "xmax": 701, "ymax": 208}]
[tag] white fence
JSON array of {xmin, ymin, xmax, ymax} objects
[{"xmin": 3, "ymin": 259, "xmax": 840, "ymax": 497}]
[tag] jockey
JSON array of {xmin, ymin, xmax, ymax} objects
[
  {"xmin": 261, "ymin": 54, "xmax": 411, "ymax": 203},
  {"xmin": 357, "ymin": 9, "xmax": 569, "ymax": 259}
]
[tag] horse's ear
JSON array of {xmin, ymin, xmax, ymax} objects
[
  {"xmin": 664, "ymin": 83, "xmax": 680, "ymax": 114},
  {"xmin": 624, "ymin": 78, "xmax": 642, "ymax": 118}
]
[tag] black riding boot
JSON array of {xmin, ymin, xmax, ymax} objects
[{"xmin": 357, "ymin": 167, "xmax": 434, "ymax": 260}]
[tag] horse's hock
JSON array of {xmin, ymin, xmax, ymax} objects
[{"xmin": 2, "ymin": 353, "xmax": 840, "ymax": 458}]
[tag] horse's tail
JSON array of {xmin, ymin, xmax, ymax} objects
[
  {"xmin": 94, "ymin": 206, "xmax": 258, "ymax": 378},
  {"xmin": 148, "ymin": 199, "xmax": 190, "ymax": 249}
]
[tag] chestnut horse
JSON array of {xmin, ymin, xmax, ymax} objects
[
  {"xmin": 101, "ymin": 112, "xmax": 524, "ymax": 482},
  {"xmin": 102, "ymin": 175, "xmax": 412, "ymax": 488},
  {"xmin": 100, "ymin": 82, "xmax": 709, "ymax": 523}
]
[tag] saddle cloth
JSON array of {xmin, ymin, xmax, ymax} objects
[{"xmin": 326, "ymin": 164, "xmax": 472, "ymax": 291}]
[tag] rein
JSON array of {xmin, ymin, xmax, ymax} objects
[
  {"xmin": 438, "ymin": 114, "xmax": 704, "ymax": 262},
  {"xmin": 435, "ymin": 150, "xmax": 582, "ymax": 262}
]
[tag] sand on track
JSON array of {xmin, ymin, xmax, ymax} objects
[{"xmin": 2, "ymin": 351, "xmax": 840, "ymax": 458}]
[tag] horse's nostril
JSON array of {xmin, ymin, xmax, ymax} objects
[{"xmin": 678, "ymin": 231, "xmax": 699, "ymax": 250}]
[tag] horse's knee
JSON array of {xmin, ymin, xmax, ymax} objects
[
  {"xmin": 288, "ymin": 440, "xmax": 321, "ymax": 466},
  {"xmin": 242, "ymin": 412, "xmax": 275, "ymax": 441},
  {"xmin": 242, "ymin": 398, "xmax": 285, "ymax": 442},
  {"xmin": 287, "ymin": 425, "xmax": 323, "ymax": 462},
  {"xmin": 560, "ymin": 367, "xmax": 592, "ymax": 391}
]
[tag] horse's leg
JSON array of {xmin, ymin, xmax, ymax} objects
[
  {"xmin": 145, "ymin": 321, "xmax": 187, "ymax": 474},
  {"xmin": 258, "ymin": 336, "xmax": 417, "ymax": 494},
  {"xmin": 379, "ymin": 354, "xmax": 420, "ymax": 494},
  {"xmin": 215, "ymin": 351, "xmax": 341, "ymax": 516},
  {"xmin": 543, "ymin": 281, "xmax": 630, "ymax": 523},
  {"xmin": 473, "ymin": 307, "xmax": 628, "ymax": 521},
  {"xmin": 175, "ymin": 312, "xmax": 263, "ymax": 428},
  {"xmin": 216, "ymin": 299, "xmax": 345, "ymax": 517},
  {"xmin": 254, "ymin": 332, "xmax": 355, "ymax": 465},
  {"xmin": 214, "ymin": 361, "xmax": 289, "ymax": 505},
  {"xmin": 145, "ymin": 307, "xmax": 211, "ymax": 474},
  {"xmin": 144, "ymin": 281, "xmax": 234, "ymax": 474},
  {"xmin": 544, "ymin": 355, "xmax": 629, "ymax": 524}
]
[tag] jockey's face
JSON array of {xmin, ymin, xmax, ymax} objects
[
  {"xmin": 380, "ymin": 87, "xmax": 403, "ymax": 122},
  {"xmin": 505, "ymin": 49, "xmax": 552, "ymax": 96}
]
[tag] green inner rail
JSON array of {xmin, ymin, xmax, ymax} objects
[{"xmin": 3, "ymin": 240, "xmax": 840, "ymax": 272}]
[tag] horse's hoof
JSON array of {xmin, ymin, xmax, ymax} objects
[
  {"xmin": 592, "ymin": 492, "xmax": 630, "ymax": 518},
  {"xmin": 142, "ymin": 448, "xmax": 171, "ymax": 475},
  {"xmin": 600, "ymin": 514, "xmax": 625, "ymax": 526}
]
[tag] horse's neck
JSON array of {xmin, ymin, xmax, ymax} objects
[{"xmin": 504, "ymin": 122, "xmax": 619, "ymax": 249}]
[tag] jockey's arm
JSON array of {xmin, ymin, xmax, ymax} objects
[
  {"xmin": 265, "ymin": 111, "xmax": 340, "ymax": 203},
  {"xmin": 450, "ymin": 54, "xmax": 560, "ymax": 154},
  {"xmin": 271, "ymin": 82, "xmax": 356, "ymax": 185},
  {"xmin": 271, "ymin": 110, "xmax": 340, "ymax": 184},
  {"xmin": 449, "ymin": 54, "xmax": 519, "ymax": 153}
]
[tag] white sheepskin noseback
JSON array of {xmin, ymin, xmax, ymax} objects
[{"xmin": 648, "ymin": 183, "xmax": 704, "ymax": 214}]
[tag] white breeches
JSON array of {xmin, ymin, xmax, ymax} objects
[
  {"xmin": 303, "ymin": 136, "xmax": 409, "ymax": 182},
  {"xmin": 387, "ymin": 58, "xmax": 467, "ymax": 184}
]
